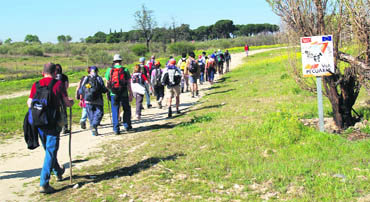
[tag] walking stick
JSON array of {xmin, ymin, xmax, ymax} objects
[{"xmin": 69, "ymin": 107, "xmax": 73, "ymax": 184}]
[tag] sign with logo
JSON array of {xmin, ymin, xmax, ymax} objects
[{"xmin": 301, "ymin": 35, "xmax": 334, "ymax": 77}]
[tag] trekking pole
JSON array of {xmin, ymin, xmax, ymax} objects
[{"xmin": 69, "ymin": 107, "xmax": 73, "ymax": 184}]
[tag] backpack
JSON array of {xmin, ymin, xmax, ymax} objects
[
  {"xmin": 108, "ymin": 67, "xmax": 127, "ymax": 95},
  {"xmin": 83, "ymin": 76, "xmax": 101, "ymax": 102},
  {"xmin": 189, "ymin": 60, "xmax": 198, "ymax": 74},
  {"xmin": 198, "ymin": 59, "xmax": 205, "ymax": 72},
  {"xmin": 29, "ymin": 80, "xmax": 58, "ymax": 128},
  {"xmin": 180, "ymin": 59, "xmax": 187, "ymax": 70},
  {"xmin": 131, "ymin": 73, "xmax": 144, "ymax": 85},
  {"xmin": 164, "ymin": 66, "xmax": 181, "ymax": 87},
  {"xmin": 217, "ymin": 54, "xmax": 224, "ymax": 62},
  {"xmin": 152, "ymin": 68, "xmax": 162, "ymax": 87}
]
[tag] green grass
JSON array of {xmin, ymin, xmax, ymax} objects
[{"xmin": 39, "ymin": 49, "xmax": 369, "ymax": 201}]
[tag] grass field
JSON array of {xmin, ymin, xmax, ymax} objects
[
  {"xmin": 40, "ymin": 49, "xmax": 370, "ymax": 201},
  {"xmin": 0, "ymin": 44, "xmax": 283, "ymax": 96}
]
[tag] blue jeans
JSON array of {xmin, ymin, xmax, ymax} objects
[
  {"xmin": 86, "ymin": 104, "xmax": 103, "ymax": 128},
  {"xmin": 200, "ymin": 72, "xmax": 204, "ymax": 83},
  {"xmin": 80, "ymin": 107, "xmax": 87, "ymax": 123},
  {"xmin": 111, "ymin": 95, "xmax": 132, "ymax": 133},
  {"xmin": 38, "ymin": 128, "xmax": 63, "ymax": 187}
]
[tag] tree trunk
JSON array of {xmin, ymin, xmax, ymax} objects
[
  {"xmin": 323, "ymin": 70, "xmax": 360, "ymax": 129},
  {"xmin": 146, "ymin": 39, "xmax": 150, "ymax": 52}
]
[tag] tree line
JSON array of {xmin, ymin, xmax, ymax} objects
[{"xmin": 84, "ymin": 21, "xmax": 279, "ymax": 44}]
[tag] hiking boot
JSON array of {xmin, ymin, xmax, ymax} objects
[
  {"xmin": 176, "ymin": 109, "xmax": 181, "ymax": 114},
  {"xmin": 196, "ymin": 90, "xmax": 199, "ymax": 97},
  {"xmin": 56, "ymin": 165, "xmax": 65, "ymax": 181},
  {"xmin": 168, "ymin": 107, "xmax": 172, "ymax": 118},
  {"xmin": 63, "ymin": 128, "xmax": 70, "ymax": 134},
  {"xmin": 136, "ymin": 115, "xmax": 141, "ymax": 120},
  {"xmin": 80, "ymin": 122, "xmax": 86, "ymax": 129},
  {"xmin": 147, "ymin": 104, "xmax": 152, "ymax": 109},
  {"xmin": 39, "ymin": 184, "xmax": 55, "ymax": 194},
  {"xmin": 125, "ymin": 126, "xmax": 135, "ymax": 133},
  {"xmin": 191, "ymin": 92, "xmax": 195, "ymax": 98},
  {"xmin": 158, "ymin": 102, "xmax": 162, "ymax": 109},
  {"xmin": 114, "ymin": 131, "xmax": 120, "ymax": 135}
]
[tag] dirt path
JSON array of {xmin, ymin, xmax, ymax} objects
[
  {"xmin": 0, "ymin": 83, "xmax": 79, "ymax": 100},
  {"xmin": 0, "ymin": 48, "xmax": 280, "ymax": 201}
]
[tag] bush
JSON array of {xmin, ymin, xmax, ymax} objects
[
  {"xmin": 168, "ymin": 42, "xmax": 196, "ymax": 55},
  {"xmin": 23, "ymin": 46, "xmax": 44, "ymax": 56},
  {"xmin": 88, "ymin": 50, "xmax": 112, "ymax": 67},
  {"xmin": 119, "ymin": 48, "xmax": 137, "ymax": 65},
  {"xmin": 0, "ymin": 46, "xmax": 9, "ymax": 54},
  {"xmin": 130, "ymin": 44, "xmax": 147, "ymax": 56}
]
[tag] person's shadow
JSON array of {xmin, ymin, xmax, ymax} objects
[{"xmin": 54, "ymin": 153, "xmax": 184, "ymax": 193}]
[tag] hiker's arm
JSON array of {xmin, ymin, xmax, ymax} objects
[
  {"xmin": 63, "ymin": 95, "xmax": 74, "ymax": 107},
  {"xmin": 65, "ymin": 81, "xmax": 69, "ymax": 90},
  {"xmin": 127, "ymin": 82, "xmax": 133, "ymax": 102},
  {"xmin": 27, "ymin": 98, "xmax": 32, "ymax": 108}
]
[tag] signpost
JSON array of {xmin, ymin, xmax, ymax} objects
[{"xmin": 301, "ymin": 35, "xmax": 335, "ymax": 132}]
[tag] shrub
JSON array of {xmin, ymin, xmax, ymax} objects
[
  {"xmin": 23, "ymin": 46, "xmax": 44, "ymax": 56},
  {"xmin": 119, "ymin": 48, "xmax": 137, "ymax": 65},
  {"xmin": 130, "ymin": 44, "xmax": 147, "ymax": 56},
  {"xmin": 0, "ymin": 46, "xmax": 9, "ymax": 54},
  {"xmin": 168, "ymin": 42, "xmax": 196, "ymax": 55},
  {"xmin": 88, "ymin": 50, "xmax": 112, "ymax": 67}
]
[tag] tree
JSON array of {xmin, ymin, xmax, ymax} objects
[
  {"xmin": 57, "ymin": 35, "xmax": 66, "ymax": 43},
  {"xmin": 24, "ymin": 34, "xmax": 41, "ymax": 43},
  {"xmin": 213, "ymin": 20, "xmax": 235, "ymax": 38},
  {"xmin": 134, "ymin": 4, "xmax": 157, "ymax": 52},
  {"xmin": 66, "ymin": 35, "xmax": 72, "ymax": 42},
  {"xmin": 4, "ymin": 38, "xmax": 12, "ymax": 44},
  {"xmin": 266, "ymin": 0, "xmax": 370, "ymax": 129}
]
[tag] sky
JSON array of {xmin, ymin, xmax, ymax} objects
[{"xmin": 0, "ymin": 0, "xmax": 280, "ymax": 43}]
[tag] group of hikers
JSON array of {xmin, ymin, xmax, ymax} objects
[{"xmin": 24, "ymin": 49, "xmax": 232, "ymax": 193}]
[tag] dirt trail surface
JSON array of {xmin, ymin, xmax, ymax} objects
[
  {"xmin": 0, "ymin": 48, "xmax": 279, "ymax": 201},
  {"xmin": 0, "ymin": 83, "xmax": 79, "ymax": 100}
]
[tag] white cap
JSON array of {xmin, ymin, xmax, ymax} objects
[{"xmin": 113, "ymin": 54, "xmax": 122, "ymax": 61}]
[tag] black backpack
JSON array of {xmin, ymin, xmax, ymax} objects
[
  {"xmin": 30, "ymin": 80, "xmax": 58, "ymax": 128},
  {"xmin": 189, "ymin": 60, "xmax": 198, "ymax": 74},
  {"xmin": 132, "ymin": 73, "xmax": 144, "ymax": 85},
  {"xmin": 83, "ymin": 76, "xmax": 101, "ymax": 102}
]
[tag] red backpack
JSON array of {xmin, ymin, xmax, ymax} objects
[{"xmin": 108, "ymin": 67, "xmax": 127, "ymax": 94}]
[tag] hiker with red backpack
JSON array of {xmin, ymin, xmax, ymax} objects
[
  {"xmin": 105, "ymin": 54, "xmax": 134, "ymax": 134},
  {"xmin": 139, "ymin": 57, "xmax": 153, "ymax": 109},
  {"xmin": 27, "ymin": 63, "xmax": 74, "ymax": 194},
  {"xmin": 79, "ymin": 66, "xmax": 108, "ymax": 136},
  {"xmin": 131, "ymin": 64, "xmax": 150, "ymax": 120},
  {"xmin": 151, "ymin": 61, "xmax": 165, "ymax": 109}
]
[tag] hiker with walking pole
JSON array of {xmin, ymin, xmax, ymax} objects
[{"xmin": 27, "ymin": 63, "xmax": 74, "ymax": 194}]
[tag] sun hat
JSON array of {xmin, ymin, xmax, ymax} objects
[{"xmin": 113, "ymin": 54, "xmax": 122, "ymax": 61}]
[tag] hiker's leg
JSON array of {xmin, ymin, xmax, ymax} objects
[
  {"xmin": 135, "ymin": 93, "xmax": 143, "ymax": 116},
  {"xmin": 121, "ymin": 96, "xmax": 132, "ymax": 128},
  {"xmin": 185, "ymin": 75, "xmax": 189, "ymax": 91},
  {"xmin": 80, "ymin": 107, "xmax": 87, "ymax": 123},
  {"xmin": 111, "ymin": 95, "xmax": 120, "ymax": 133},
  {"xmin": 93, "ymin": 105, "xmax": 104, "ymax": 127},
  {"xmin": 85, "ymin": 104, "xmax": 94, "ymax": 127},
  {"xmin": 38, "ymin": 129, "xmax": 59, "ymax": 187}
]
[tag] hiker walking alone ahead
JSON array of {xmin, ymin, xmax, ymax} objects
[
  {"xmin": 27, "ymin": 63, "xmax": 74, "ymax": 194},
  {"xmin": 105, "ymin": 54, "xmax": 134, "ymax": 134},
  {"xmin": 244, "ymin": 44, "xmax": 249, "ymax": 56},
  {"xmin": 131, "ymin": 64, "xmax": 150, "ymax": 120},
  {"xmin": 151, "ymin": 61, "xmax": 165, "ymax": 109},
  {"xmin": 162, "ymin": 59, "xmax": 182, "ymax": 118},
  {"xmin": 79, "ymin": 66, "xmax": 108, "ymax": 136}
]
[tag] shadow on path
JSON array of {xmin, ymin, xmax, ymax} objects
[{"xmin": 54, "ymin": 153, "xmax": 184, "ymax": 193}]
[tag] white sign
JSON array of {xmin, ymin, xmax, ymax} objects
[{"xmin": 301, "ymin": 35, "xmax": 334, "ymax": 77}]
